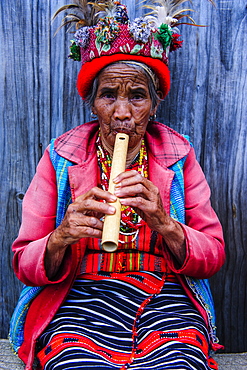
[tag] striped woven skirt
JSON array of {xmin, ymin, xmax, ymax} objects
[{"xmin": 36, "ymin": 271, "xmax": 218, "ymax": 370}]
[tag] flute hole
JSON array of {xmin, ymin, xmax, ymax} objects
[
  {"xmin": 102, "ymin": 242, "xmax": 118, "ymax": 252},
  {"xmin": 119, "ymin": 137, "xmax": 125, "ymax": 140}
]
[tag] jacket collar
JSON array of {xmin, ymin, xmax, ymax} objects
[
  {"xmin": 54, "ymin": 121, "xmax": 99, "ymax": 166},
  {"xmin": 145, "ymin": 121, "xmax": 190, "ymax": 168},
  {"xmin": 54, "ymin": 121, "xmax": 191, "ymax": 168}
]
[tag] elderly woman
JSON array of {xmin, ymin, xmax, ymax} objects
[{"xmin": 10, "ymin": 1, "xmax": 225, "ymax": 370}]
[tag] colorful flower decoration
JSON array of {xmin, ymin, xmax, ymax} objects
[
  {"xmin": 114, "ymin": 3, "xmax": 129, "ymax": 24},
  {"xmin": 155, "ymin": 24, "xmax": 173, "ymax": 49},
  {"xmin": 94, "ymin": 17, "xmax": 120, "ymax": 44},
  {"xmin": 129, "ymin": 17, "xmax": 152, "ymax": 43},
  {"xmin": 74, "ymin": 26, "xmax": 90, "ymax": 48},
  {"xmin": 69, "ymin": 41, "xmax": 81, "ymax": 61},
  {"xmin": 170, "ymin": 33, "xmax": 183, "ymax": 51}
]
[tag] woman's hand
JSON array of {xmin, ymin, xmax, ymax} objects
[
  {"xmin": 113, "ymin": 170, "xmax": 186, "ymax": 264},
  {"xmin": 45, "ymin": 187, "xmax": 117, "ymax": 279},
  {"xmin": 51, "ymin": 187, "xmax": 117, "ymax": 246}
]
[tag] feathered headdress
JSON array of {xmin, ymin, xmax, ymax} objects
[
  {"xmin": 53, "ymin": 1, "xmax": 128, "ymax": 29},
  {"xmin": 53, "ymin": 0, "xmax": 214, "ymax": 99},
  {"xmin": 141, "ymin": 0, "xmax": 214, "ymax": 27}
]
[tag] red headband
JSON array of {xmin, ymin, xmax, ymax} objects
[{"xmin": 77, "ymin": 54, "xmax": 170, "ymax": 100}]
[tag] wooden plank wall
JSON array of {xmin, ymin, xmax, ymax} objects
[{"xmin": 0, "ymin": 0, "xmax": 246, "ymax": 353}]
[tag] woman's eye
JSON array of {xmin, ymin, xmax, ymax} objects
[
  {"xmin": 131, "ymin": 94, "xmax": 144, "ymax": 101},
  {"xmin": 102, "ymin": 93, "xmax": 115, "ymax": 100}
]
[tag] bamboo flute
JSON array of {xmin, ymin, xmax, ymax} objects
[{"xmin": 101, "ymin": 133, "xmax": 129, "ymax": 252}]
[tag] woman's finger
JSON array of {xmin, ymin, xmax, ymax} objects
[
  {"xmin": 113, "ymin": 170, "xmax": 144, "ymax": 186},
  {"xmin": 68, "ymin": 187, "xmax": 117, "ymax": 216},
  {"xmin": 114, "ymin": 172, "xmax": 158, "ymax": 201},
  {"xmin": 76, "ymin": 186, "xmax": 117, "ymax": 203},
  {"xmin": 69, "ymin": 198, "xmax": 116, "ymax": 216},
  {"xmin": 114, "ymin": 183, "xmax": 150, "ymax": 199},
  {"xmin": 54, "ymin": 213, "xmax": 104, "ymax": 245},
  {"xmin": 66, "ymin": 212, "xmax": 104, "ymax": 230}
]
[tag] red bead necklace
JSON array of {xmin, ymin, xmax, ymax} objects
[{"xmin": 96, "ymin": 133, "xmax": 148, "ymax": 235}]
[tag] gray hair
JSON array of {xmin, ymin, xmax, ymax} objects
[{"xmin": 85, "ymin": 62, "xmax": 161, "ymax": 110}]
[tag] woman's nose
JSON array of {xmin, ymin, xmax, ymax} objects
[{"xmin": 113, "ymin": 99, "xmax": 131, "ymax": 121}]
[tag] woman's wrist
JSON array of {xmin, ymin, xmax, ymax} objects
[
  {"xmin": 158, "ymin": 218, "xmax": 186, "ymax": 265},
  {"xmin": 44, "ymin": 230, "xmax": 69, "ymax": 280}
]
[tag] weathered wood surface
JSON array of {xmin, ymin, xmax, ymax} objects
[{"xmin": 0, "ymin": 0, "xmax": 246, "ymax": 354}]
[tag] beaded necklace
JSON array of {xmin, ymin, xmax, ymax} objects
[{"xmin": 96, "ymin": 133, "xmax": 148, "ymax": 237}]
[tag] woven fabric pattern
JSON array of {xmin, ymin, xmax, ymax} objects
[
  {"xmin": 50, "ymin": 138, "xmax": 73, "ymax": 227},
  {"xmin": 9, "ymin": 285, "xmax": 44, "ymax": 353},
  {"xmin": 37, "ymin": 273, "xmax": 215, "ymax": 370},
  {"xmin": 81, "ymin": 25, "xmax": 169, "ymax": 65}
]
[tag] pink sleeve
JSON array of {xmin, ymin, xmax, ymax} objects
[
  {"xmin": 12, "ymin": 147, "xmax": 72, "ymax": 286},
  {"xmin": 164, "ymin": 148, "xmax": 225, "ymax": 278}
]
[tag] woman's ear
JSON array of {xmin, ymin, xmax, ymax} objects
[
  {"xmin": 151, "ymin": 90, "xmax": 163, "ymax": 116},
  {"xmin": 156, "ymin": 90, "xmax": 163, "ymax": 100}
]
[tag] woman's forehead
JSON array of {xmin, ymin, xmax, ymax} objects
[{"xmin": 98, "ymin": 64, "xmax": 149, "ymax": 88}]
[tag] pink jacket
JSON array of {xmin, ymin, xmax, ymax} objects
[{"xmin": 12, "ymin": 121, "xmax": 225, "ymax": 368}]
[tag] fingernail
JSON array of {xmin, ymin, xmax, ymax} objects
[
  {"xmin": 109, "ymin": 206, "xmax": 116, "ymax": 214},
  {"xmin": 119, "ymin": 199, "xmax": 127, "ymax": 205}
]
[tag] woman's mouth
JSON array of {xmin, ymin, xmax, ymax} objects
[{"xmin": 111, "ymin": 124, "xmax": 134, "ymax": 136}]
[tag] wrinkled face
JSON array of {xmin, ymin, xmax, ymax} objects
[{"xmin": 92, "ymin": 64, "xmax": 157, "ymax": 160}]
